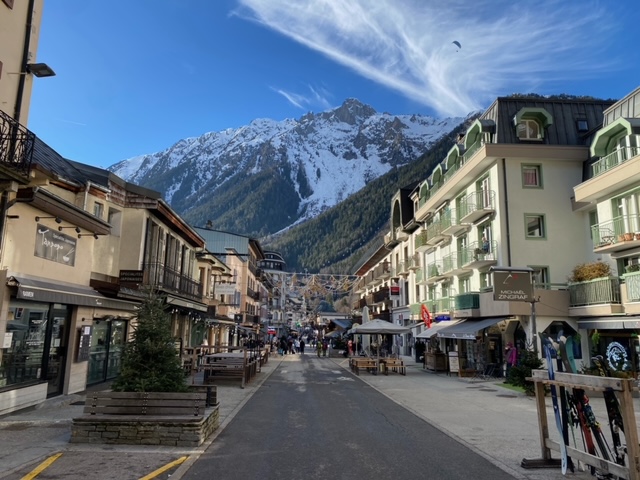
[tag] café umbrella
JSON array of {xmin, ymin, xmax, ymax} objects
[{"xmin": 352, "ymin": 320, "xmax": 410, "ymax": 366}]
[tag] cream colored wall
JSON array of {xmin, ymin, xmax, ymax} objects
[
  {"xmin": 502, "ymin": 157, "xmax": 593, "ymax": 283},
  {"xmin": 0, "ymin": 0, "xmax": 43, "ymax": 124},
  {"xmin": 1, "ymin": 202, "xmax": 94, "ymax": 285},
  {"xmin": 64, "ymin": 307, "xmax": 90, "ymax": 394}
]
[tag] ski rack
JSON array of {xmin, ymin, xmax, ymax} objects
[{"xmin": 523, "ymin": 369, "xmax": 640, "ymax": 479}]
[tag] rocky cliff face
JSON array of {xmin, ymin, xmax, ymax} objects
[{"xmin": 108, "ymin": 99, "xmax": 463, "ymax": 236}]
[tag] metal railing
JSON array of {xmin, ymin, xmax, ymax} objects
[
  {"xmin": 624, "ymin": 271, "xmax": 640, "ymax": 302},
  {"xmin": 591, "ymin": 146, "xmax": 640, "ymax": 177},
  {"xmin": 454, "ymin": 292, "xmax": 480, "ymax": 310},
  {"xmin": 591, "ymin": 214, "xmax": 640, "ymax": 245},
  {"xmin": 142, "ymin": 262, "xmax": 203, "ymax": 300},
  {"xmin": 568, "ymin": 277, "xmax": 621, "ymax": 307},
  {"xmin": 0, "ymin": 109, "xmax": 34, "ymax": 178}
]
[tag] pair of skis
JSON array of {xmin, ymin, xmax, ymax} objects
[{"xmin": 540, "ymin": 334, "xmax": 625, "ymax": 478}]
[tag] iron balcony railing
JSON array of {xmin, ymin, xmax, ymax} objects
[
  {"xmin": 625, "ymin": 271, "xmax": 640, "ymax": 302},
  {"xmin": 591, "ymin": 146, "xmax": 640, "ymax": 178},
  {"xmin": 591, "ymin": 213, "xmax": 640, "ymax": 246},
  {"xmin": 425, "ymin": 297, "xmax": 454, "ymax": 314},
  {"xmin": 142, "ymin": 261, "xmax": 203, "ymax": 301},
  {"xmin": 454, "ymin": 292, "xmax": 480, "ymax": 310},
  {"xmin": 458, "ymin": 190, "xmax": 496, "ymax": 219},
  {"xmin": 0, "ymin": 109, "xmax": 34, "ymax": 178},
  {"xmin": 568, "ymin": 277, "xmax": 621, "ymax": 307}
]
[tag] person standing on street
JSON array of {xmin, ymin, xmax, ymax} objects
[
  {"xmin": 299, "ymin": 339, "xmax": 305, "ymax": 354},
  {"xmin": 316, "ymin": 340, "xmax": 322, "ymax": 357}
]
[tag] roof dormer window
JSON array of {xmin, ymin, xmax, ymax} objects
[
  {"xmin": 513, "ymin": 107, "xmax": 553, "ymax": 142},
  {"xmin": 516, "ymin": 119, "xmax": 540, "ymax": 140}
]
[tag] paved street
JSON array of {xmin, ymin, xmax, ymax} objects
[{"xmin": 1, "ymin": 353, "xmax": 633, "ymax": 480}]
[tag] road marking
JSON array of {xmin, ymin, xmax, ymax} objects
[
  {"xmin": 20, "ymin": 453, "xmax": 63, "ymax": 480},
  {"xmin": 138, "ymin": 456, "xmax": 188, "ymax": 480}
]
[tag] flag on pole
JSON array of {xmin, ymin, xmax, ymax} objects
[{"xmin": 421, "ymin": 304, "xmax": 432, "ymax": 328}]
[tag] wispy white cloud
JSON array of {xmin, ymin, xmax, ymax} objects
[
  {"xmin": 235, "ymin": 0, "xmax": 618, "ymax": 116},
  {"xmin": 271, "ymin": 84, "xmax": 333, "ymax": 111}
]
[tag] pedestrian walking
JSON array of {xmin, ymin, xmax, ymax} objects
[
  {"xmin": 316, "ymin": 340, "xmax": 322, "ymax": 357},
  {"xmin": 294, "ymin": 338, "xmax": 300, "ymax": 353},
  {"xmin": 299, "ymin": 339, "xmax": 305, "ymax": 354},
  {"xmin": 322, "ymin": 339, "xmax": 328, "ymax": 357}
]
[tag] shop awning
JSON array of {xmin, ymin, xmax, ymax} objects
[
  {"xmin": 437, "ymin": 317, "xmax": 507, "ymax": 340},
  {"xmin": 325, "ymin": 330, "xmax": 343, "ymax": 338},
  {"xmin": 578, "ymin": 316, "xmax": 640, "ymax": 330},
  {"xmin": 7, "ymin": 276, "xmax": 139, "ymax": 311},
  {"xmin": 416, "ymin": 320, "xmax": 460, "ymax": 339},
  {"xmin": 166, "ymin": 294, "xmax": 208, "ymax": 312},
  {"xmin": 331, "ymin": 319, "xmax": 352, "ymax": 330}
]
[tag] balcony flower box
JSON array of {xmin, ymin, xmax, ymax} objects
[{"xmin": 618, "ymin": 233, "xmax": 634, "ymax": 242}]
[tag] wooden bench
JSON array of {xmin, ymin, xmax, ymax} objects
[
  {"xmin": 351, "ymin": 358, "xmax": 379, "ymax": 376},
  {"xmin": 84, "ymin": 391, "xmax": 207, "ymax": 417},
  {"xmin": 203, "ymin": 354, "xmax": 251, "ymax": 388},
  {"xmin": 72, "ymin": 390, "xmax": 218, "ymax": 447},
  {"xmin": 381, "ymin": 358, "xmax": 406, "ymax": 375}
]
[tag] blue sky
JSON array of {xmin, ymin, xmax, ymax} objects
[{"xmin": 28, "ymin": 0, "xmax": 640, "ymax": 168}]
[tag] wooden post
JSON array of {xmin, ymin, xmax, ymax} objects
[{"xmin": 534, "ymin": 375, "xmax": 552, "ymax": 460}]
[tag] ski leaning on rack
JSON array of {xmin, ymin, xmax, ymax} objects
[
  {"xmin": 559, "ymin": 336, "xmax": 615, "ymax": 479},
  {"xmin": 541, "ymin": 335, "xmax": 568, "ymax": 474},
  {"xmin": 592, "ymin": 354, "xmax": 626, "ymax": 468}
]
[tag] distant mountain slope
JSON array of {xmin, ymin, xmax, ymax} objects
[
  {"xmin": 108, "ymin": 99, "xmax": 464, "ymax": 236},
  {"xmin": 262, "ymin": 119, "xmax": 476, "ymax": 274}
]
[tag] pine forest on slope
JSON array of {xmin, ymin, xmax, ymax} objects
[{"xmin": 263, "ymin": 121, "xmax": 474, "ymax": 274}]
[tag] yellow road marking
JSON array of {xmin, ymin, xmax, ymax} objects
[
  {"xmin": 138, "ymin": 456, "xmax": 188, "ymax": 480},
  {"xmin": 20, "ymin": 453, "xmax": 63, "ymax": 480}
]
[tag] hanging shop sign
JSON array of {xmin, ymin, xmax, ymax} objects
[
  {"xmin": 34, "ymin": 223, "xmax": 77, "ymax": 266},
  {"xmin": 491, "ymin": 267, "xmax": 533, "ymax": 302}
]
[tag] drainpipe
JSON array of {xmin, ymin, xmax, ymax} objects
[
  {"xmin": 501, "ymin": 158, "xmax": 512, "ymax": 266},
  {"xmin": 13, "ymin": 0, "xmax": 37, "ymax": 124}
]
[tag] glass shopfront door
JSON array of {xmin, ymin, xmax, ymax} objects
[
  {"xmin": 45, "ymin": 305, "xmax": 70, "ymax": 396},
  {"xmin": 87, "ymin": 318, "xmax": 128, "ymax": 385}
]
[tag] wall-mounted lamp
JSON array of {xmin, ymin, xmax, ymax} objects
[
  {"xmin": 26, "ymin": 63, "xmax": 56, "ymax": 78},
  {"xmin": 59, "ymin": 226, "xmax": 81, "ymax": 234},
  {"xmin": 78, "ymin": 233, "xmax": 99, "ymax": 239},
  {"xmin": 35, "ymin": 216, "xmax": 62, "ymax": 223}
]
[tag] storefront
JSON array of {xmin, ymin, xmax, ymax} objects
[
  {"xmin": 436, "ymin": 317, "xmax": 508, "ymax": 376},
  {"xmin": 87, "ymin": 316, "xmax": 129, "ymax": 385},
  {"xmin": 579, "ymin": 317, "xmax": 639, "ymax": 376},
  {"xmin": 1, "ymin": 274, "xmax": 138, "ymax": 408}
]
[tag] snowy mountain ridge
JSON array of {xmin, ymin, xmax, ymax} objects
[{"xmin": 108, "ymin": 98, "xmax": 465, "ymax": 236}]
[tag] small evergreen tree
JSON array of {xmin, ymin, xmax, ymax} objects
[{"xmin": 112, "ymin": 290, "xmax": 188, "ymax": 392}]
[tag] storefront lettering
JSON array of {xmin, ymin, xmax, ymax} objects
[{"xmin": 496, "ymin": 289, "xmax": 528, "ymax": 300}]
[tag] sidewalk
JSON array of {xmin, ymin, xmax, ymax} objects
[{"xmin": 0, "ymin": 353, "xmax": 634, "ymax": 480}]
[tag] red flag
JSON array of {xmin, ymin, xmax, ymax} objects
[{"xmin": 421, "ymin": 304, "xmax": 432, "ymax": 328}]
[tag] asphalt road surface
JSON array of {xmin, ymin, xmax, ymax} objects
[{"xmin": 183, "ymin": 355, "xmax": 516, "ymax": 480}]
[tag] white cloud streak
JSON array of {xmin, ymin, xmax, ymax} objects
[
  {"xmin": 235, "ymin": 0, "xmax": 618, "ymax": 116},
  {"xmin": 271, "ymin": 85, "xmax": 333, "ymax": 111}
]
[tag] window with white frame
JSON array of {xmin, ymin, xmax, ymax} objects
[
  {"xmin": 525, "ymin": 214, "xmax": 546, "ymax": 238},
  {"xmin": 93, "ymin": 202, "xmax": 104, "ymax": 219},
  {"xmin": 480, "ymin": 270, "xmax": 493, "ymax": 290},
  {"xmin": 522, "ymin": 165, "xmax": 542, "ymax": 188},
  {"xmin": 516, "ymin": 119, "xmax": 541, "ymax": 140},
  {"xmin": 530, "ymin": 266, "xmax": 549, "ymax": 287},
  {"xmin": 458, "ymin": 276, "xmax": 471, "ymax": 294}
]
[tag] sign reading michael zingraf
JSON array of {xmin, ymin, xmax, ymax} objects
[
  {"xmin": 34, "ymin": 223, "xmax": 77, "ymax": 266},
  {"xmin": 492, "ymin": 268, "xmax": 533, "ymax": 302}
]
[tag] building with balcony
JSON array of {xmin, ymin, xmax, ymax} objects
[
  {"xmin": 571, "ymin": 86, "xmax": 640, "ymax": 371},
  {"xmin": 258, "ymin": 251, "xmax": 287, "ymax": 338},
  {"xmin": 356, "ymin": 95, "xmax": 616, "ymax": 374},
  {"xmin": 0, "ymin": 136, "xmax": 215, "ymax": 413},
  {"xmin": 194, "ymin": 228, "xmax": 267, "ymax": 343}
]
